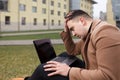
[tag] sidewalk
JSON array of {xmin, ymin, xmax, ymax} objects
[
  {"xmin": 0, "ymin": 30, "xmax": 80, "ymax": 45},
  {"xmin": 0, "ymin": 39, "xmax": 79, "ymax": 45}
]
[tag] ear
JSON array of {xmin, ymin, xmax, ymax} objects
[{"xmin": 79, "ymin": 17, "xmax": 86, "ymax": 26}]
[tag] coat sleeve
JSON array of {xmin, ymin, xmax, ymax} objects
[
  {"xmin": 60, "ymin": 31, "xmax": 84, "ymax": 55},
  {"xmin": 69, "ymin": 26, "xmax": 120, "ymax": 80}
]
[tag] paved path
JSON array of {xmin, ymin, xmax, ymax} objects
[
  {"xmin": 0, "ymin": 39, "xmax": 79, "ymax": 45},
  {"xmin": 0, "ymin": 31, "xmax": 80, "ymax": 45}
]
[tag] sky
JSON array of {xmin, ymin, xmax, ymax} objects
[{"xmin": 93, "ymin": 0, "xmax": 107, "ymax": 18}]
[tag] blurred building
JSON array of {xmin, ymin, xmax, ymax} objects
[
  {"xmin": 70, "ymin": 0, "xmax": 96, "ymax": 17},
  {"xmin": 99, "ymin": 11, "xmax": 106, "ymax": 21},
  {"xmin": 0, "ymin": 0, "xmax": 96, "ymax": 32},
  {"xmin": 107, "ymin": 0, "xmax": 120, "ymax": 28}
]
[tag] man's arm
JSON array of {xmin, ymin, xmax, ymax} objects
[{"xmin": 60, "ymin": 31, "xmax": 84, "ymax": 55}]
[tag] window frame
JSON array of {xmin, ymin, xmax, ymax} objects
[
  {"xmin": 32, "ymin": 6, "xmax": 37, "ymax": 13},
  {"xmin": 19, "ymin": 4, "xmax": 26, "ymax": 11},
  {"xmin": 5, "ymin": 16, "xmax": 10, "ymax": 25},
  {"xmin": 33, "ymin": 18, "xmax": 37, "ymax": 25},
  {"xmin": 21, "ymin": 17, "xmax": 26, "ymax": 25},
  {"xmin": 43, "ymin": 19, "xmax": 46, "ymax": 26}
]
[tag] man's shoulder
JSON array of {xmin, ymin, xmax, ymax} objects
[{"xmin": 91, "ymin": 21, "xmax": 118, "ymax": 37}]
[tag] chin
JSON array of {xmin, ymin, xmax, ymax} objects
[{"xmin": 80, "ymin": 36, "xmax": 84, "ymax": 39}]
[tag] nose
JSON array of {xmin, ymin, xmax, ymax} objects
[{"xmin": 72, "ymin": 31, "xmax": 76, "ymax": 36}]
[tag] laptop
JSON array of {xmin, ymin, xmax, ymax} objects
[{"xmin": 33, "ymin": 39, "xmax": 77, "ymax": 65}]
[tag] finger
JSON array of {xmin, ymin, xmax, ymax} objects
[
  {"xmin": 47, "ymin": 71, "xmax": 59, "ymax": 76},
  {"xmin": 44, "ymin": 67, "xmax": 57, "ymax": 71},
  {"xmin": 66, "ymin": 19, "xmax": 69, "ymax": 23},
  {"xmin": 47, "ymin": 61, "xmax": 58, "ymax": 63},
  {"xmin": 44, "ymin": 64, "xmax": 56, "ymax": 68},
  {"xmin": 47, "ymin": 61, "xmax": 59, "ymax": 64}
]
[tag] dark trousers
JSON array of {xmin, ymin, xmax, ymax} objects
[{"xmin": 26, "ymin": 52, "xmax": 85, "ymax": 80}]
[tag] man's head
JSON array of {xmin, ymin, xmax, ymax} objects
[
  {"xmin": 65, "ymin": 9, "xmax": 92, "ymax": 20},
  {"xmin": 65, "ymin": 10, "xmax": 93, "ymax": 38}
]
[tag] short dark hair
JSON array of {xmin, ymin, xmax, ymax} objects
[{"xmin": 64, "ymin": 9, "xmax": 92, "ymax": 20}]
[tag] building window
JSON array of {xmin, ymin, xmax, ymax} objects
[
  {"xmin": 116, "ymin": 16, "xmax": 119, "ymax": 20},
  {"xmin": 58, "ymin": 11, "xmax": 61, "ymax": 16},
  {"xmin": 64, "ymin": 12, "xmax": 66, "ymax": 17},
  {"xmin": 21, "ymin": 17, "xmax": 26, "ymax": 25},
  {"xmin": 32, "ymin": 6, "xmax": 37, "ymax": 13},
  {"xmin": 51, "ymin": 20, "xmax": 54, "ymax": 25},
  {"xmin": 33, "ymin": 0, "xmax": 37, "ymax": 2},
  {"xmin": 58, "ymin": 20, "xmax": 61, "ymax": 26},
  {"xmin": 5, "ymin": 16, "xmax": 10, "ymax": 25},
  {"xmin": 43, "ymin": 19, "xmax": 46, "ymax": 25},
  {"xmin": 42, "ymin": 8, "xmax": 46, "ymax": 14},
  {"xmin": 81, "ymin": 4, "xmax": 83, "ymax": 7},
  {"xmin": 51, "ymin": 10, "xmax": 54, "ymax": 15},
  {"xmin": 51, "ymin": 1, "xmax": 54, "ymax": 6},
  {"xmin": 64, "ymin": 4, "xmax": 66, "ymax": 9},
  {"xmin": 84, "ymin": 5, "xmax": 86, "ymax": 8},
  {"xmin": 0, "ymin": 0, "xmax": 8, "ymax": 11},
  {"xmin": 19, "ymin": 4, "xmax": 26, "ymax": 11},
  {"xmin": 42, "ymin": 0, "xmax": 46, "ymax": 4},
  {"xmin": 58, "ymin": 3, "xmax": 61, "ymax": 8},
  {"xmin": 33, "ymin": 18, "xmax": 37, "ymax": 25}
]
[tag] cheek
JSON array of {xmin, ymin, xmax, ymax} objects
[
  {"xmin": 73, "ymin": 28, "xmax": 80, "ymax": 36},
  {"xmin": 75, "ymin": 26, "xmax": 84, "ymax": 36}
]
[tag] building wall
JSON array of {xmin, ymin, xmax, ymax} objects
[
  {"xmin": 99, "ymin": 11, "xmax": 106, "ymax": 21},
  {"xmin": 0, "ymin": 0, "xmax": 95, "ymax": 32},
  {"xmin": 106, "ymin": 0, "xmax": 116, "ymax": 25},
  {"xmin": 80, "ymin": 0, "xmax": 93, "ymax": 17},
  {"xmin": 0, "ymin": 0, "xmax": 69, "ymax": 32},
  {"xmin": 0, "ymin": 0, "xmax": 19, "ymax": 31},
  {"xmin": 70, "ymin": 0, "xmax": 95, "ymax": 17},
  {"xmin": 47, "ymin": 0, "xmax": 69, "ymax": 29},
  {"xmin": 111, "ymin": 0, "xmax": 120, "ymax": 27},
  {"xmin": 112, "ymin": 0, "xmax": 120, "ymax": 21},
  {"xmin": 70, "ymin": 0, "xmax": 80, "ymax": 10}
]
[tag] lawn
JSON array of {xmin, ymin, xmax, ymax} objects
[
  {"xmin": 0, "ymin": 33, "xmax": 61, "ymax": 40},
  {"xmin": 0, "ymin": 44, "xmax": 66, "ymax": 80},
  {"xmin": 1, "ymin": 29, "xmax": 62, "ymax": 34}
]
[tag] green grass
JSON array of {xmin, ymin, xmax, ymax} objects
[
  {"xmin": 1, "ymin": 29, "xmax": 63, "ymax": 34},
  {"xmin": 0, "ymin": 33, "xmax": 61, "ymax": 40},
  {"xmin": 0, "ymin": 45, "xmax": 66, "ymax": 80},
  {"xmin": 0, "ymin": 33, "xmax": 78, "ymax": 40}
]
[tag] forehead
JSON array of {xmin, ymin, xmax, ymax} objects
[
  {"xmin": 67, "ymin": 20, "xmax": 76, "ymax": 30},
  {"xmin": 67, "ymin": 20, "xmax": 73, "ymax": 26}
]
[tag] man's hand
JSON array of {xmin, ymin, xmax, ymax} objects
[
  {"xmin": 64, "ymin": 19, "xmax": 70, "ymax": 32},
  {"xmin": 44, "ymin": 61, "xmax": 70, "ymax": 77}
]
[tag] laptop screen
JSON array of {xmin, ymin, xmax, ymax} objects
[{"xmin": 33, "ymin": 39, "xmax": 56, "ymax": 63}]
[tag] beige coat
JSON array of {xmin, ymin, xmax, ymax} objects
[{"xmin": 60, "ymin": 20, "xmax": 120, "ymax": 80}]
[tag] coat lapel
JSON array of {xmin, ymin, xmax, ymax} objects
[
  {"xmin": 82, "ymin": 19, "xmax": 102, "ymax": 69},
  {"xmin": 83, "ymin": 33, "xmax": 91, "ymax": 68}
]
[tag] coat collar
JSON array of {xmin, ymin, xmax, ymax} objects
[
  {"xmin": 82, "ymin": 19, "xmax": 102, "ymax": 68},
  {"xmin": 83, "ymin": 19, "xmax": 101, "ymax": 41},
  {"xmin": 91, "ymin": 19, "xmax": 102, "ymax": 33}
]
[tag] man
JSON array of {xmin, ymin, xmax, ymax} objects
[{"xmin": 13, "ymin": 10, "xmax": 120, "ymax": 80}]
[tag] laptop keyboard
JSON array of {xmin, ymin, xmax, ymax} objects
[{"xmin": 51, "ymin": 57, "xmax": 66, "ymax": 62}]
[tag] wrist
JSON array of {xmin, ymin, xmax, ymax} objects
[{"xmin": 67, "ymin": 67, "xmax": 72, "ymax": 77}]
